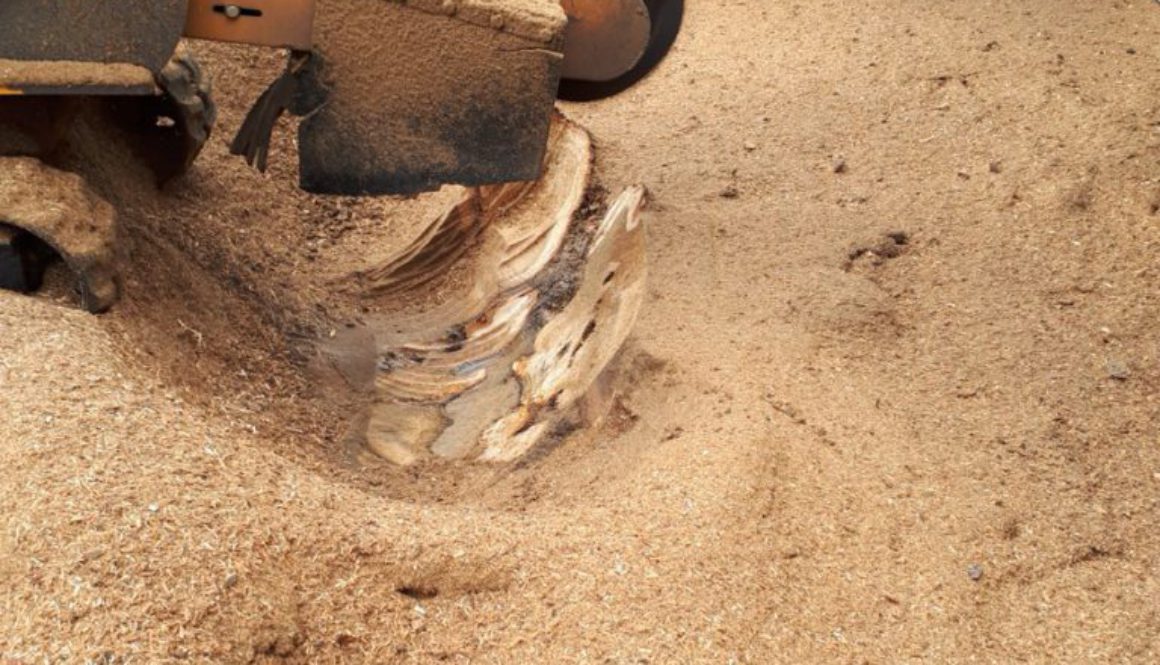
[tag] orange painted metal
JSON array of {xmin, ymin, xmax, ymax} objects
[
  {"xmin": 560, "ymin": 0, "xmax": 651, "ymax": 82},
  {"xmin": 184, "ymin": 0, "xmax": 315, "ymax": 50}
]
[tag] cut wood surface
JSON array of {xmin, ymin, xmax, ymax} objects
[{"xmin": 314, "ymin": 118, "xmax": 647, "ymax": 464}]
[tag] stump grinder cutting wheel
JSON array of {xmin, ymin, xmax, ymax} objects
[{"xmin": 0, "ymin": 0, "xmax": 680, "ymax": 462}]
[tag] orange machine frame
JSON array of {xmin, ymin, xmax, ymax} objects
[{"xmin": 184, "ymin": 0, "xmax": 316, "ymax": 50}]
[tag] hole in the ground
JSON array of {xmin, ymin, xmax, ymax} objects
[
  {"xmin": 0, "ymin": 222, "xmax": 62, "ymax": 295},
  {"xmin": 885, "ymin": 230, "xmax": 910, "ymax": 245},
  {"xmin": 396, "ymin": 584, "xmax": 439, "ymax": 600}
]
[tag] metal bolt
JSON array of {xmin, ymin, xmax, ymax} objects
[{"xmin": 223, "ymin": 4, "xmax": 242, "ymax": 19}]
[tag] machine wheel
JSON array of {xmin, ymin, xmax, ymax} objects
[{"xmin": 557, "ymin": 0, "xmax": 684, "ymax": 102}]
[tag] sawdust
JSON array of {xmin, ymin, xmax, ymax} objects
[
  {"xmin": 0, "ymin": 157, "xmax": 119, "ymax": 311},
  {"xmin": 2, "ymin": 0, "xmax": 1160, "ymax": 662},
  {"xmin": 0, "ymin": 59, "xmax": 156, "ymax": 90},
  {"xmin": 408, "ymin": 0, "xmax": 565, "ymax": 42}
]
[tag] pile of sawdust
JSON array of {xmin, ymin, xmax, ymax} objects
[{"xmin": 2, "ymin": 0, "xmax": 1159, "ymax": 662}]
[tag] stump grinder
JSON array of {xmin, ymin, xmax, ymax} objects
[{"xmin": 0, "ymin": 0, "xmax": 681, "ymax": 463}]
